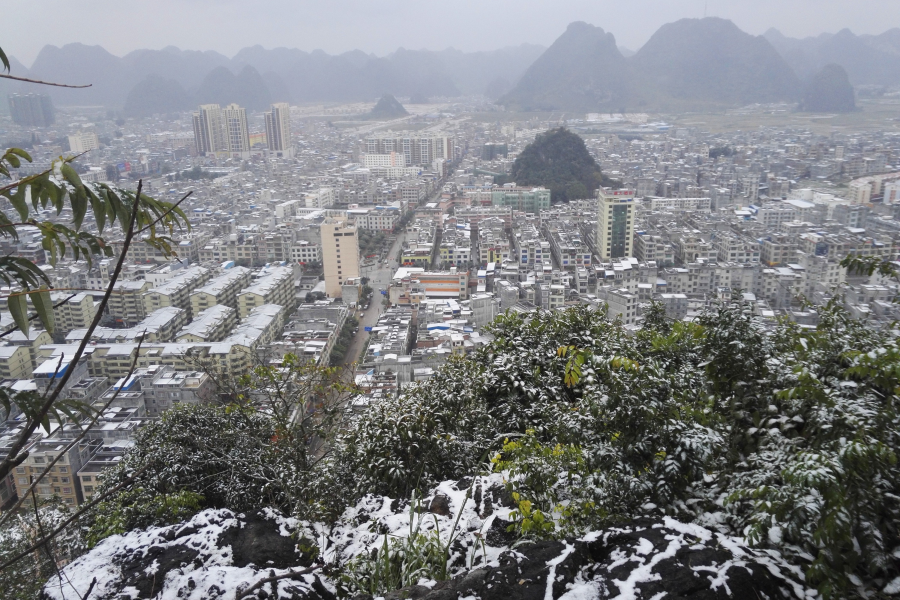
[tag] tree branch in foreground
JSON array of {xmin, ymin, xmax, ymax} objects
[
  {"xmin": 0, "ymin": 73, "xmax": 91, "ymax": 88},
  {"xmin": 0, "ymin": 180, "xmax": 144, "ymax": 483}
]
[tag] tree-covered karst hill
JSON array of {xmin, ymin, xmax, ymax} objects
[
  {"xmin": 504, "ymin": 127, "xmax": 616, "ymax": 203},
  {"xmin": 801, "ymin": 63, "xmax": 857, "ymax": 113},
  {"xmin": 364, "ymin": 93, "xmax": 409, "ymax": 119}
]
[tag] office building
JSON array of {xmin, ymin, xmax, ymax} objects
[
  {"xmin": 8, "ymin": 93, "xmax": 54, "ymax": 127},
  {"xmin": 596, "ymin": 188, "xmax": 635, "ymax": 260},
  {"xmin": 265, "ymin": 102, "xmax": 292, "ymax": 155},
  {"xmin": 321, "ymin": 219, "xmax": 360, "ymax": 297}
]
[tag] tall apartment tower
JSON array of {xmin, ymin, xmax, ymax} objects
[
  {"xmin": 320, "ymin": 219, "xmax": 360, "ymax": 298},
  {"xmin": 8, "ymin": 93, "xmax": 55, "ymax": 127},
  {"xmin": 192, "ymin": 104, "xmax": 227, "ymax": 155},
  {"xmin": 265, "ymin": 103, "xmax": 292, "ymax": 155},
  {"xmin": 223, "ymin": 104, "xmax": 250, "ymax": 154},
  {"xmin": 596, "ymin": 188, "xmax": 636, "ymax": 260}
]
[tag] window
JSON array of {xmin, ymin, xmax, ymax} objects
[
  {"xmin": 15, "ymin": 467, "xmax": 24, "ymax": 474},
  {"xmin": 83, "ymin": 475, "xmax": 92, "ymax": 482},
  {"xmin": 59, "ymin": 467, "xmax": 67, "ymax": 474},
  {"xmin": 84, "ymin": 485, "xmax": 93, "ymax": 493}
]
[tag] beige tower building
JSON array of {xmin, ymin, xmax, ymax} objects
[
  {"xmin": 223, "ymin": 103, "xmax": 250, "ymax": 155},
  {"xmin": 192, "ymin": 104, "xmax": 227, "ymax": 155},
  {"xmin": 265, "ymin": 103, "xmax": 292, "ymax": 156},
  {"xmin": 596, "ymin": 188, "xmax": 635, "ymax": 260},
  {"xmin": 321, "ymin": 219, "xmax": 360, "ymax": 298}
]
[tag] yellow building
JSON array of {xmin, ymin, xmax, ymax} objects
[
  {"xmin": 0, "ymin": 345, "xmax": 34, "ymax": 379},
  {"xmin": 321, "ymin": 219, "xmax": 360, "ymax": 298},
  {"xmin": 236, "ymin": 266, "xmax": 294, "ymax": 318}
]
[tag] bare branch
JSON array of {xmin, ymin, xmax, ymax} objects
[
  {"xmin": 137, "ymin": 190, "xmax": 193, "ymax": 234},
  {"xmin": 0, "ymin": 463, "xmax": 149, "ymax": 573},
  {"xmin": 0, "ymin": 330, "xmax": 147, "ymax": 528},
  {"xmin": 235, "ymin": 566, "xmax": 321, "ymax": 600},
  {"xmin": 0, "ymin": 72, "xmax": 91, "ymax": 88},
  {"xmin": 0, "ymin": 294, "xmax": 76, "ymax": 340}
]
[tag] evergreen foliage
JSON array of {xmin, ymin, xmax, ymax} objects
[
  {"xmin": 332, "ymin": 299, "xmax": 900, "ymax": 599},
  {"xmin": 504, "ymin": 128, "xmax": 616, "ymax": 203},
  {"xmin": 34, "ymin": 296, "xmax": 900, "ymax": 599}
]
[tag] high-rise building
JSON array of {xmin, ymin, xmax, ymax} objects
[
  {"xmin": 596, "ymin": 188, "xmax": 635, "ymax": 260},
  {"xmin": 223, "ymin": 103, "xmax": 250, "ymax": 155},
  {"xmin": 265, "ymin": 103, "xmax": 292, "ymax": 155},
  {"xmin": 68, "ymin": 131, "xmax": 100, "ymax": 154},
  {"xmin": 364, "ymin": 135, "xmax": 455, "ymax": 167},
  {"xmin": 320, "ymin": 219, "xmax": 360, "ymax": 298},
  {"xmin": 192, "ymin": 104, "xmax": 227, "ymax": 155},
  {"xmin": 8, "ymin": 93, "xmax": 55, "ymax": 127},
  {"xmin": 192, "ymin": 103, "xmax": 252, "ymax": 156}
]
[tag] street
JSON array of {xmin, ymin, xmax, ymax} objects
[{"xmin": 340, "ymin": 230, "xmax": 406, "ymax": 366}]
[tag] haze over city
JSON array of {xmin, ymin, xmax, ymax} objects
[{"xmin": 3, "ymin": 0, "xmax": 900, "ymax": 62}]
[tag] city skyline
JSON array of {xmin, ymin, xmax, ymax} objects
[{"xmin": 2, "ymin": 0, "xmax": 899, "ymax": 65}]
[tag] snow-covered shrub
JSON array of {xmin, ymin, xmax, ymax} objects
[{"xmin": 328, "ymin": 296, "xmax": 900, "ymax": 598}]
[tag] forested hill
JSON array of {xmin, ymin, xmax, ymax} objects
[{"xmin": 504, "ymin": 127, "xmax": 616, "ymax": 203}]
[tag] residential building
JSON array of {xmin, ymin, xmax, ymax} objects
[
  {"xmin": 192, "ymin": 104, "xmax": 227, "ymax": 155},
  {"xmin": 68, "ymin": 131, "xmax": 100, "ymax": 154},
  {"xmin": 236, "ymin": 266, "xmax": 294, "ymax": 317},
  {"xmin": 264, "ymin": 102, "xmax": 292, "ymax": 155},
  {"xmin": 223, "ymin": 103, "xmax": 250, "ymax": 155},
  {"xmin": 8, "ymin": 93, "xmax": 54, "ymax": 127},
  {"xmin": 596, "ymin": 188, "xmax": 635, "ymax": 260},
  {"xmin": 321, "ymin": 219, "xmax": 360, "ymax": 297},
  {"xmin": 491, "ymin": 187, "xmax": 551, "ymax": 213},
  {"xmin": 189, "ymin": 266, "xmax": 252, "ymax": 313}
]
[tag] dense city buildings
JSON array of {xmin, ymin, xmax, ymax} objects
[{"xmin": 2, "ymin": 84, "xmax": 900, "ymax": 513}]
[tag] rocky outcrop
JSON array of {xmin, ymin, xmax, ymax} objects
[
  {"xmin": 352, "ymin": 519, "xmax": 808, "ymax": 600},
  {"xmin": 44, "ymin": 477, "xmax": 810, "ymax": 600},
  {"xmin": 41, "ymin": 508, "xmax": 332, "ymax": 600}
]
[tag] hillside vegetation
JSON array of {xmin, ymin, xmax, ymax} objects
[{"xmin": 9, "ymin": 296, "xmax": 895, "ymax": 599}]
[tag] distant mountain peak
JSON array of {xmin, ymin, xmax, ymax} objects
[{"xmin": 366, "ymin": 94, "xmax": 408, "ymax": 119}]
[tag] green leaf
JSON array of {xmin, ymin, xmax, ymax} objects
[
  {"xmin": 9, "ymin": 183, "xmax": 28, "ymax": 221},
  {"xmin": 9, "ymin": 148, "xmax": 31, "ymax": 161},
  {"xmin": 7, "ymin": 292, "xmax": 29, "ymax": 337},
  {"xmin": 31, "ymin": 287, "xmax": 55, "ymax": 334}
]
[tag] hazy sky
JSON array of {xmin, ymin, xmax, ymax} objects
[{"xmin": 3, "ymin": 0, "xmax": 899, "ymax": 65}]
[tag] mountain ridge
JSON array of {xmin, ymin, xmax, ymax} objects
[
  {"xmin": 4, "ymin": 42, "xmax": 545, "ymax": 111},
  {"xmin": 501, "ymin": 18, "xmax": 803, "ymax": 112}
]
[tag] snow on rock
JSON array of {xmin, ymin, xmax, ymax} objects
[
  {"xmin": 43, "ymin": 477, "xmax": 812, "ymax": 600},
  {"xmin": 350, "ymin": 518, "xmax": 811, "ymax": 600},
  {"xmin": 40, "ymin": 508, "xmax": 333, "ymax": 600}
]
